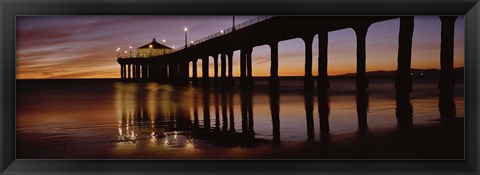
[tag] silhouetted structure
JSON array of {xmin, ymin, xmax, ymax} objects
[
  {"xmin": 114, "ymin": 15, "xmax": 460, "ymax": 146},
  {"xmin": 117, "ymin": 16, "xmax": 458, "ymax": 97}
]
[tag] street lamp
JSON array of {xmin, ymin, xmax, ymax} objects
[
  {"xmin": 129, "ymin": 46, "xmax": 132, "ymax": 58},
  {"xmin": 124, "ymin": 51, "xmax": 127, "ymax": 58},
  {"xmin": 116, "ymin": 47, "xmax": 120, "ymax": 58},
  {"xmin": 184, "ymin": 27, "xmax": 188, "ymax": 48},
  {"xmin": 190, "ymin": 40, "xmax": 193, "ymax": 46},
  {"xmin": 220, "ymin": 30, "xmax": 224, "ymax": 34},
  {"xmin": 162, "ymin": 39, "xmax": 166, "ymax": 55}
]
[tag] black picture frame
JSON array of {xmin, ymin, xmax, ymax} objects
[{"xmin": 1, "ymin": 0, "xmax": 479, "ymax": 174}]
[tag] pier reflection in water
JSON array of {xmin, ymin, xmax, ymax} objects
[{"xmin": 16, "ymin": 78, "xmax": 464, "ymax": 159}]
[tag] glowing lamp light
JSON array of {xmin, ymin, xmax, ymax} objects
[
  {"xmin": 149, "ymin": 44, "xmax": 153, "ymax": 48},
  {"xmin": 220, "ymin": 30, "xmax": 224, "ymax": 34},
  {"xmin": 184, "ymin": 27, "xmax": 188, "ymax": 32}
]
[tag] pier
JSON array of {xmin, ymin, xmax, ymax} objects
[{"xmin": 117, "ymin": 16, "xmax": 458, "ymax": 94}]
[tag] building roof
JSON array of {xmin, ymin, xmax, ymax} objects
[{"xmin": 138, "ymin": 38, "xmax": 171, "ymax": 49}]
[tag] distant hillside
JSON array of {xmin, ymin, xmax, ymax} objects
[{"xmin": 335, "ymin": 67, "xmax": 464, "ymax": 78}]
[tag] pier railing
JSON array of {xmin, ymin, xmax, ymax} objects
[{"xmin": 173, "ymin": 16, "xmax": 272, "ymax": 52}]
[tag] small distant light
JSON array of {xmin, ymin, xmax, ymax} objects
[
  {"xmin": 220, "ymin": 30, "xmax": 224, "ymax": 34},
  {"xmin": 421, "ymin": 73, "xmax": 423, "ymax": 76},
  {"xmin": 124, "ymin": 51, "xmax": 127, "ymax": 53},
  {"xmin": 149, "ymin": 44, "xmax": 153, "ymax": 48},
  {"xmin": 129, "ymin": 46, "xmax": 132, "ymax": 49},
  {"xmin": 172, "ymin": 46, "xmax": 175, "ymax": 49},
  {"xmin": 163, "ymin": 39, "xmax": 166, "ymax": 43},
  {"xmin": 191, "ymin": 41, "xmax": 194, "ymax": 44},
  {"xmin": 410, "ymin": 73, "xmax": 413, "ymax": 75},
  {"xmin": 184, "ymin": 27, "xmax": 188, "ymax": 32}
]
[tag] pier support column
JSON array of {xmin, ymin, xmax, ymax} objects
[
  {"xmin": 269, "ymin": 42, "xmax": 279, "ymax": 89},
  {"xmin": 354, "ymin": 24, "xmax": 371, "ymax": 90},
  {"xmin": 133, "ymin": 64, "xmax": 137, "ymax": 79},
  {"xmin": 136, "ymin": 64, "xmax": 141, "ymax": 80},
  {"xmin": 162, "ymin": 64, "xmax": 168, "ymax": 82},
  {"xmin": 213, "ymin": 54, "xmax": 219, "ymax": 85},
  {"xmin": 142, "ymin": 64, "xmax": 147, "ymax": 80},
  {"xmin": 168, "ymin": 63, "xmax": 174, "ymax": 82},
  {"xmin": 438, "ymin": 16, "xmax": 457, "ymax": 94},
  {"xmin": 227, "ymin": 51, "xmax": 234, "ymax": 85},
  {"xmin": 246, "ymin": 48, "xmax": 253, "ymax": 86},
  {"xmin": 124, "ymin": 64, "xmax": 128, "ymax": 80},
  {"xmin": 127, "ymin": 64, "xmax": 131, "ymax": 79},
  {"xmin": 192, "ymin": 59, "xmax": 198, "ymax": 86},
  {"xmin": 202, "ymin": 56, "xmax": 210, "ymax": 86},
  {"xmin": 119, "ymin": 64, "xmax": 123, "ymax": 79},
  {"xmin": 395, "ymin": 17, "xmax": 415, "ymax": 93},
  {"xmin": 183, "ymin": 61, "xmax": 190, "ymax": 85},
  {"xmin": 221, "ymin": 53, "xmax": 227, "ymax": 85},
  {"xmin": 172, "ymin": 62, "xmax": 179, "ymax": 83},
  {"xmin": 303, "ymin": 35, "xmax": 314, "ymax": 90},
  {"xmin": 240, "ymin": 49, "xmax": 247, "ymax": 86},
  {"xmin": 131, "ymin": 64, "xmax": 136, "ymax": 79},
  {"xmin": 145, "ymin": 64, "xmax": 150, "ymax": 80},
  {"xmin": 120, "ymin": 64, "xmax": 124, "ymax": 80},
  {"xmin": 318, "ymin": 31, "xmax": 330, "ymax": 93}
]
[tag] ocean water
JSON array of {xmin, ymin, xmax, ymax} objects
[{"xmin": 16, "ymin": 77, "xmax": 464, "ymax": 159}]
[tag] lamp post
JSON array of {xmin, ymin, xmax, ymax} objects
[
  {"xmin": 129, "ymin": 46, "xmax": 132, "ymax": 58},
  {"xmin": 221, "ymin": 30, "xmax": 224, "ymax": 35},
  {"xmin": 116, "ymin": 47, "xmax": 120, "ymax": 58},
  {"xmin": 149, "ymin": 44, "xmax": 153, "ymax": 57},
  {"xmin": 184, "ymin": 27, "xmax": 188, "ymax": 48},
  {"xmin": 124, "ymin": 51, "xmax": 127, "ymax": 58},
  {"xmin": 232, "ymin": 16, "xmax": 236, "ymax": 31},
  {"xmin": 163, "ymin": 39, "xmax": 166, "ymax": 55}
]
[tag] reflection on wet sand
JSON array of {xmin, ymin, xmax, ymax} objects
[
  {"xmin": 16, "ymin": 79, "xmax": 463, "ymax": 159},
  {"xmin": 269, "ymin": 89, "xmax": 280, "ymax": 144},
  {"xmin": 114, "ymin": 80, "xmax": 461, "ymax": 147},
  {"xmin": 116, "ymin": 83, "xmax": 193, "ymax": 149},
  {"xmin": 396, "ymin": 91, "xmax": 413, "ymax": 129},
  {"xmin": 356, "ymin": 90, "xmax": 368, "ymax": 132}
]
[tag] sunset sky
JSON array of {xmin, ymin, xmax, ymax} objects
[{"xmin": 16, "ymin": 16, "xmax": 464, "ymax": 79}]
